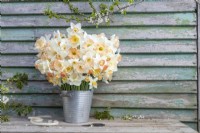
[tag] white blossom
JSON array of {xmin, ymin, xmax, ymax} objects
[{"xmin": 1, "ymin": 96, "xmax": 9, "ymax": 104}]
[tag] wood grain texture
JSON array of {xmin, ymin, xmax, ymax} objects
[
  {"xmin": 6, "ymin": 81, "xmax": 197, "ymax": 94},
  {"xmin": 1, "ymin": 40, "xmax": 197, "ymax": 54},
  {"xmin": 6, "ymin": 108, "xmax": 197, "ymax": 130},
  {"xmin": 1, "ymin": 27, "xmax": 197, "ymax": 41},
  {"xmin": 1, "ymin": 67, "xmax": 197, "ymax": 81},
  {"xmin": 0, "ymin": 54, "xmax": 196, "ymax": 67},
  {"xmin": 7, "ymin": 94, "xmax": 197, "ymax": 108},
  {"xmin": 187, "ymin": 123, "xmax": 198, "ymax": 131},
  {"xmin": 1, "ymin": 0, "xmax": 196, "ymax": 15},
  {"xmin": 1, "ymin": 117, "xmax": 197, "ymax": 128},
  {"xmin": 197, "ymin": 4, "xmax": 200, "ymax": 131},
  {"xmin": 1, "ymin": 118, "xmax": 198, "ymax": 133},
  {"xmin": 29, "ymin": 107, "xmax": 197, "ymax": 122},
  {"xmin": 1, "ymin": 13, "xmax": 196, "ymax": 27},
  {"xmin": 0, "ymin": 117, "xmax": 192, "ymax": 126}
]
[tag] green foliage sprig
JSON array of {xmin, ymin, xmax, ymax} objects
[
  {"xmin": 7, "ymin": 73, "xmax": 28, "ymax": 90},
  {"xmin": 44, "ymin": 0, "xmax": 144, "ymax": 27},
  {"xmin": 0, "ymin": 115, "xmax": 9, "ymax": 122},
  {"xmin": 0, "ymin": 72, "xmax": 32, "ymax": 123},
  {"xmin": 9, "ymin": 103, "xmax": 32, "ymax": 116},
  {"xmin": 94, "ymin": 108, "xmax": 114, "ymax": 120}
]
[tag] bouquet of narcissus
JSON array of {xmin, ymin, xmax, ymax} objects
[{"xmin": 35, "ymin": 23, "xmax": 121, "ymax": 90}]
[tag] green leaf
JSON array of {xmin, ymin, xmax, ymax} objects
[
  {"xmin": 0, "ymin": 115, "xmax": 9, "ymax": 123},
  {"xmin": 0, "ymin": 84, "xmax": 9, "ymax": 94},
  {"xmin": 94, "ymin": 108, "xmax": 114, "ymax": 120},
  {"xmin": 7, "ymin": 73, "xmax": 28, "ymax": 90},
  {"xmin": 128, "ymin": 0, "xmax": 134, "ymax": 4},
  {"xmin": 109, "ymin": 5, "xmax": 114, "ymax": 11}
]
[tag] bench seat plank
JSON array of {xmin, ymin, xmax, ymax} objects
[{"xmin": 0, "ymin": 118, "xmax": 198, "ymax": 133}]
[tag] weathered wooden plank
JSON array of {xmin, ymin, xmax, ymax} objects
[
  {"xmin": 197, "ymin": 4, "xmax": 200, "ymax": 131},
  {"xmin": 118, "ymin": 54, "xmax": 196, "ymax": 67},
  {"xmin": 2, "ymin": 119, "xmax": 197, "ymax": 133},
  {"xmin": 3, "ymin": 125, "xmax": 190, "ymax": 133},
  {"xmin": 186, "ymin": 122, "xmax": 198, "ymax": 131},
  {"xmin": 1, "ymin": 116, "xmax": 197, "ymax": 132},
  {"xmin": 0, "ymin": 54, "xmax": 196, "ymax": 67},
  {"xmin": 7, "ymin": 94, "xmax": 197, "ymax": 108},
  {"xmin": 94, "ymin": 81, "xmax": 197, "ymax": 94},
  {"xmin": 1, "ymin": 27, "xmax": 197, "ymax": 41},
  {"xmin": 119, "ymin": 40, "xmax": 197, "ymax": 54},
  {"xmin": 2, "ymin": 117, "xmax": 195, "ymax": 127},
  {"xmin": 6, "ymin": 81, "xmax": 197, "ymax": 94},
  {"xmin": 27, "ymin": 107, "xmax": 197, "ymax": 122},
  {"xmin": 1, "ymin": 0, "xmax": 196, "ymax": 15},
  {"xmin": 0, "ymin": 42, "xmax": 36, "ymax": 54},
  {"xmin": 1, "ymin": 118, "xmax": 198, "ymax": 133},
  {"xmin": 1, "ymin": 67, "xmax": 197, "ymax": 80},
  {"xmin": 1, "ymin": 13, "xmax": 196, "ymax": 27},
  {"xmin": 92, "ymin": 94, "xmax": 197, "ymax": 108},
  {"xmin": 1, "ymin": 40, "xmax": 197, "ymax": 54}
]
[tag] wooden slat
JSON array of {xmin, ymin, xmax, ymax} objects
[
  {"xmin": 186, "ymin": 122, "xmax": 198, "ymax": 131},
  {"xmin": 92, "ymin": 94, "xmax": 197, "ymax": 109},
  {"xmin": 1, "ymin": 40, "xmax": 197, "ymax": 54},
  {"xmin": 28, "ymin": 107, "xmax": 197, "ymax": 122},
  {"xmin": 1, "ymin": 13, "xmax": 196, "ymax": 27},
  {"xmin": 1, "ymin": 117, "xmax": 195, "ymax": 127},
  {"xmin": 6, "ymin": 81, "xmax": 197, "ymax": 94},
  {"xmin": 7, "ymin": 94, "xmax": 197, "ymax": 108},
  {"xmin": 1, "ymin": 118, "xmax": 198, "ymax": 133},
  {"xmin": 1, "ymin": 0, "xmax": 196, "ymax": 15},
  {"xmin": 2, "ymin": 109, "xmax": 197, "ymax": 130},
  {"xmin": 1, "ymin": 27, "xmax": 197, "ymax": 41},
  {"xmin": 1, "ymin": 67, "xmax": 197, "ymax": 81},
  {"xmin": 197, "ymin": 4, "xmax": 200, "ymax": 131},
  {"xmin": 0, "ymin": 54, "xmax": 196, "ymax": 67}
]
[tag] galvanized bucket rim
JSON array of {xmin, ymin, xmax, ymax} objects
[{"xmin": 60, "ymin": 90, "xmax": 93, "ymax": 97}]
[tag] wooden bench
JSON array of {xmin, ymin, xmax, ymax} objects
[{"xmin": 0, "ymin": 117, "xmax": 198, "ymax": 133}]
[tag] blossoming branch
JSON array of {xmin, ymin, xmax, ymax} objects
[{"xmin": 44, "ymin": 0, "xmax": 144, "ymax": 26}]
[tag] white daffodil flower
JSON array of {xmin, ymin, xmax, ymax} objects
[{"xmin": 34, "ymin": 22, "xmax": 121, "ymax": 88}]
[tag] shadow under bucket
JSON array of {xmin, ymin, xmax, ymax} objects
[{"xmin": 61, "ymin": 90, "xmax": 93, "ymax": 123}]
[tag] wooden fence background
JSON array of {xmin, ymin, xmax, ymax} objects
[{"xmin": 1, "ymin": 0, "xmax": 198, "ymax": 131}]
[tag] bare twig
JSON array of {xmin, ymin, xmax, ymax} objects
[{"xmin": 111, "ymin": 0, "xmax": 144, "ymax": 14}]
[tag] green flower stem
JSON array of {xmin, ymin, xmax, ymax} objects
[{"xmin": 61, "ymin": 81, "xmax": 89, "ymax": 91}]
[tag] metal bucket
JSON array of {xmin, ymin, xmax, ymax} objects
[{"xmin": 61, "ymin": 90, "xmax": 93, "ymax": 123}]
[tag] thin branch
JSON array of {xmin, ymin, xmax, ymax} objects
[
  {"xmin": 64, "ymin": 0, "xmax": 86, "ymax": 17},
  {"xmin": 117, "ymin": 5, "xmax": 121, "ymax": 10},
  {"xmin": 44, "ymin": 0, "xmax": 144, "ymax": 26},
  {"xmin": 88, "ymin": 0, "xmax": 97, "ymax": 13},
  {"xmin": 112, "ymin": 0, "xmax": 144, "ymax": 14}
]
